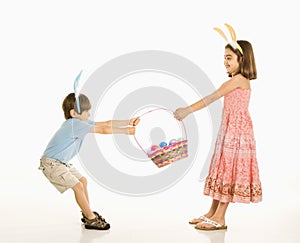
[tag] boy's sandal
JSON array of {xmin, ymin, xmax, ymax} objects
[
  {"xmin": 189, "ymin": 215, "xmax": 209, "ymax": 224},
  {"xmin": 81, "ymin": 212, "xmax": 92, "ymax": 223},
  {"xmin": 83, "ymin": 213, "xmax": 110, "ymax": 231},
  {"xmin": 195, "ymin": 219, "xmax": 227, "ymax": 231},
  {"xmin": 81, "ymin": 211, "xmax": 100, "ymax": 222},
  {"xmin": 81, "ymin": 211, "xmax": 109, "ymax": 226},
  {"xmin": 84, "ymin": 217, "xmax": 110, "ymax": 230}
]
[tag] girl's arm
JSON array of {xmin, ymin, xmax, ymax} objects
[
  {"xmin": 191, "ymin": 79, "xmax": 237, "ymax": 111},
  {"xmin": 174, "ymin": 75, "xmax": 246, "ymax": 120}
]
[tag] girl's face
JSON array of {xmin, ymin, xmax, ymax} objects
[
  {"xmin": 73, "ymin": 110, "xmax": 91, "ymax": 122},
  {"xmin": 224, "ymin": 48, "xmax": 240, "ymax": 76}
]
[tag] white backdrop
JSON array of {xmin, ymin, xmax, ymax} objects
[{"xmin": 1, "ymin": 1, "xmax": 299, "ymax": 242}]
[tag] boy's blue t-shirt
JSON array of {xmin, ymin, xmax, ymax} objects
[{"xmin": 42, "ymin": 118, "xmax": 95, "ymax": 163}]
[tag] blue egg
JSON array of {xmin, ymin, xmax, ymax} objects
[{"xmin": 159, "ymin": 141, "xmax": 168, "ymax": 148}]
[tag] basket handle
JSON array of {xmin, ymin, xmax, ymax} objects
[{"xmin": 133, "ymin": 107, "xmax": 188, "ymax": 156}]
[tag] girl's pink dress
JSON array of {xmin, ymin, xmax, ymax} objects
[{"xmin": 204, "ymin": 88, "xmax": 262, "ymax": 203}]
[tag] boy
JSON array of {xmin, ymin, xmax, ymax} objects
[{"xmin": 39, "ymin": 93, "xmax": 140, "ymax": 230}]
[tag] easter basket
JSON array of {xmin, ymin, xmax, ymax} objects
[{"xmin": 133, "ymin": 108, "xmax": 188, "ymax": 168}]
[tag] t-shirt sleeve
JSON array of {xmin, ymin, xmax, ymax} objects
[
  {"xmin": 88, "ymin": 120, "xmax": 96, "ymax": 125},
  {"xmin": 72, "ymin": 119, "xmax": 95, "ymax": 139}
]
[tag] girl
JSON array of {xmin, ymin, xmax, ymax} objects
[{"xmin": 174, "ymin": 29, "xmax": 262, "ymax": 230}]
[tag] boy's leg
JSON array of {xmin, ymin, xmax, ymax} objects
[
  {"xmin": 72, "ymin": 181, "xmax": 95, "ymax": 219},
  {"xmin": 78, "ymin": 177, "xmax": 94, "ymax": 222},
  {"xmin": 79, "ymin": 177, "xmax": 89, "ymax": 204},
  {"xmin": 39, "ymin": 159, "xmax": 109, "ymax": 230},
  {"xmin": 72, "ymin": 181, "xmax": 110, "ymax": 230}
]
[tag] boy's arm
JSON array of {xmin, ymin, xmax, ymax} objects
[
  {"xmin": 90, "ymin": 117, "xmax": 140, "ymax": 135},
  {"xmin": 90, "ymin": 121, "xmax": 111, "ymax": 134},
  {"xmin": 110, "ymin": 117, "xmax": 140, "ymax": 127}
]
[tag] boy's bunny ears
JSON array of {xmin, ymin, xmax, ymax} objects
[
  {"xmin": 73, "ymin": 70, "xmax": 82, "ymax": 114},
  {"xmin": 214, "ymin": 23, "xmax": 243, "ymax": 55}
]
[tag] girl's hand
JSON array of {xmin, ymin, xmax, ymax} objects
[
  {"xmin": 129, "ymin": 117, "xmax": 140, "ymax": 126},
  {"xmin": 173, "ymin": 107, "xmax": 192, "ymax": 121}
]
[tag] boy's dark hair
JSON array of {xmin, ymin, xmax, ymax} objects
[
  {"xmin": 225, "ymin": 40, "xmax": 257, "ymax": 80},
  {"xmin": 62, "ymin": 93, "xmax": 92, "ymax": 119}
]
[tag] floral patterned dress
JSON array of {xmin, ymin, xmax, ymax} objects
[{"xmin": 204, "ymin": 88, "xmax": 262, "ymax": 203}]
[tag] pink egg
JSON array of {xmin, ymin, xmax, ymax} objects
[{"xmin": 151, "ymin": 145, "xmax": 159, "ymax": 151}]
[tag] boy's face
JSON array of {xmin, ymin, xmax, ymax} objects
[{"xmin": 72, "ymin": 110, "xmax": 91, "ymax": 122}]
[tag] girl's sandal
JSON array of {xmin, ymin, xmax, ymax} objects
[
  {"xmin": 189, "ymin": 215, "xmax": 209, "ymax": 224},
  {"xmin": 195, "ymin": 219, "xmax": 227, "ymax": 231}
]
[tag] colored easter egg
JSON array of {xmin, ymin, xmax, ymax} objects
[
  {"xmin": 177, "ymin": 137, "xmax": 184, "ymax": 142},
  {"xmin": 151, "ymin": 145, "xmax": 159, "ymax": 151},
  {"xmin": 169, "ymin": 139, "xmax": 177, "ymax": 145},
  {"xmin": 159, "ymin": 141, "xmax": 167, "ymax": 148}
]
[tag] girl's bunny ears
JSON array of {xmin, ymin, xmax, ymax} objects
[{"xmin": 214, "ymin": 23, "xmax": 243, "ymax": 55}]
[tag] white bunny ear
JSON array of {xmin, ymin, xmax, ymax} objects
[
  {"xmin": 213, "ymin": 27, "xmax": 228, "ymax": 42},
  {"xmin": 214, "ymin": 23, "xmax": 243, "ymax": 55},
  {"xmin": 73, "ymin": 70, "xmax": 83, "ymax": 114},
  {"xmin": 224, "ymin": 23, "xmax": 237, "ymax": 42}
]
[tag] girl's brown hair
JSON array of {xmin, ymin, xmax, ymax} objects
[
  {"xmin": 62, "ymin": 93, "xmax": 92, "ymax": 119},
  {"xmin": 226, "ymin": 40, "xmax": 257, "ymax": 80}
]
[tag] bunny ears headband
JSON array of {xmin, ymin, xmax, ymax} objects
[
  {"xmin": 214, "ymin": 23, "xmax": 243, "ymax": 55},
  {"xmin": 73, "ymin": 70, "xmax": 82, "ymax": 114}
]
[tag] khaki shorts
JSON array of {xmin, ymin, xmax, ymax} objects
[{"xmin": 39, "ymin": 157, "xmax": 83, "ymax": 193}]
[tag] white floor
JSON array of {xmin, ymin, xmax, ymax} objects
[{"xmin": 1, "ymin": 164, "xmax": 299, "ymax": 243}]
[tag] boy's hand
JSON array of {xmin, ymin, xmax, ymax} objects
[
  {"xmin": 129, "ymin": 117, "xmax": 140, "ymax": 126},
  {"xmin": 128, "ymin": 127, "xmax": 136, "ymax": 135}
]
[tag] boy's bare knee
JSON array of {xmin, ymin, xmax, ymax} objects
[
  {"xmin": 72, "ymin": 181, "xmax": 84, "ymax": 192},
  {"xmin": 79, "ymin": 177, "xmax": 87, "ymax": 186}
]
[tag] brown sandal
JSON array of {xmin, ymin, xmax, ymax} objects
[
  {"xmin": 82, "ymin": 211, "xmax": 110, "ymax": 230},
  {"xmin": 84, "ymin": 216, "xmax": 110, "ymax": 230}
]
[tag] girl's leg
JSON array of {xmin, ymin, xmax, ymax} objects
[
  {"xmin": 207, "ymin": 199, "xmax": 220, "ymax": 217},
  {"xmin": 199, "ymin": 202, "xmax": 229, "ymax": 229},
  {"xmin": 190, "ymin": 199, "xmax": 220, "ymax": 224},
  {"xmin": 212, "ymin": 201, "xmax": 229, "ymax": 225}
]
